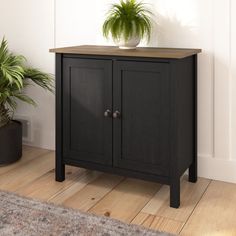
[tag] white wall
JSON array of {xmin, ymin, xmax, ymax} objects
[
  {"xmin": 0, "ymin": 0, "xmax": 55, "ymax": 150},
  {"xmin": 1, "ymin": 0, "xmax": 236, "ymax": 183}
]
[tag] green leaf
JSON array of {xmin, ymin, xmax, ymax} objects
[
  {"xmin": 0, "ymin": 37, "xmax": 54, "ymax": 124},
  {"xmin": 24, "ymin": 68, "xmax": 54, "ymax": 93}
]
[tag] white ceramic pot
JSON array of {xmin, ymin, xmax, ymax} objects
[{"xmin": 114, "ymin": 35, "xmax": 141, "ymax": 49}]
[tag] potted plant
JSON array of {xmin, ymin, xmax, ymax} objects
[
  {"xmin": 103, "ymin": 0, "xmax": 153, "ymax": 49},
  {"xmin": 0, "ymin": 38, "xmax": 53, "ymax": 165}
]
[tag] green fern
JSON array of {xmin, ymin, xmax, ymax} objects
[
  {"xmin": 0, "ymin": 37, "xmax": 54, "ymax": 127},
  {"xmin": 103, "ymin": 0, "xmax": 153, "ymax": 42}
]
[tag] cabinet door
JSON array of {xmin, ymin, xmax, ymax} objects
[
  {"xmin": 113, "ymin": 61, "xmax": 171, "ymax": 176},
  {"xmin": 63, "ymin": 58, "xmax": 112, "ymax": 165}
]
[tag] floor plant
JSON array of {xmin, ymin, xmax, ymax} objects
[{"xmin": 0, "ymin": 37, "xmax": 53, "ymax": 128}]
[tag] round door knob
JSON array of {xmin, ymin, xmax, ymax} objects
[
  {"xmin": 104, "ymin": 109, "xmax": 111, "ymax": 117},
  {"xmin": 113, "ymin": 111, "xmax": 121, "ymax": 119}
]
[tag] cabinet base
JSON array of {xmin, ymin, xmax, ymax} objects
[
  {"xmin": 189, "ymin": 161, "xmax": 198, "ymax": 183},
  {"xmin": 55, "ymin": 163, "xmax": 65, "ymax": 182},
  {"xmin": 170, "ymin": 179, "xmax": 180, "ymax": 208},
  {"xmin": 55, "ymin": 160, "xmax": 198, "ymax": 208}
]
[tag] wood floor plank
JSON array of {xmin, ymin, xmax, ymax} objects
[
  {"xmin": 61, "ymin": 173, "xmax": 124, "ymax": 211},
  {"xmin": 2, "ymin": 146, "xmax": 228, "ymax": 236},
  {"xmin": 180, "ymin": 180, "xmax": 236, "ymax": 236},
  {"xmin": 0, "ymin": 152, "xmax": 54, "ymax": 191},
  {"xmin": 132, "ymin": 212, "xmax": 184, "ymax": 234},
  {"xmin": 89, "ymin": 178, "xmax": 161, "ymax": 223},
  {"xmin": 48, "ymin": 170, "xmax": 102, "ymax": 204},
  {"xmin": 150, "ymin": 216, "xmax": 184, "ymax": 234},
  {"xmin": 142, "ymin": 176, "xmax": 210, "ymax": 222},
  {"xmin": 0, "ymin": 146, "xmax": 50, "ymax": 175},
  {"xmin": 131, "ymin": 212, "xmax": 150, "ymax": 225},
  {"xmin": 15, "ymin": 166, "xmax": 86, "ymax": 200},
  {"xmin": 141, "ymin": 214, "xmax": 156, "ymax": 228}
]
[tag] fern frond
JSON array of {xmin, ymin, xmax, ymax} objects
[
  {"xmin": 0, "ymin": 37, "xmax": 54, "ymax": 126},
  {"xmin": 102, "ymin": 0, "xmax": 153, "ymax": 42}
]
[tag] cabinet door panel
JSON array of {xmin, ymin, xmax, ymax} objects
[
  {"xmin": 113, "ymin": 61, "xmax": 170, "ymax": 176},
  {"xmin": 63, "ymin": 58, "xmax": 112, "ymax": 165}
]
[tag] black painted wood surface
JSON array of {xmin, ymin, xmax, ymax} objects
[
  {"xmin": 52, "ymin": 47, "xmax": 200, "ymax": 208},
  {"xmin": 62, "ymin": 58, "xmax": 113, "ymax": 166},
  {"xmin": 113, "ymin": 61, "xmax": 170, "ymax": 176}
]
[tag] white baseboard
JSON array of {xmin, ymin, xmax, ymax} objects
[
  {"xmin": 198, "ymin": 155, "xmax": 236, "ymax": 183},
  {"xmin": 23, "ymin": 141, "xmax": 55, "ymax": 151}
]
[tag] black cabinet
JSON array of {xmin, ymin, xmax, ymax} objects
[{"xmin": 51, "ymin": 45, "xmax": 201, "ymax": 208}]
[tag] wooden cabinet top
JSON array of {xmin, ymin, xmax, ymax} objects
[{"xmin": 49, "ymin": 45, "xmax": 201, "ymax": 59}]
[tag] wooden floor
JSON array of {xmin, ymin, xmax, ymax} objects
[{"xmin": 1, "ymin": 146, "xmax": 236, "ymax": 235}]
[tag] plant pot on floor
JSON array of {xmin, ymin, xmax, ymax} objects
[{"xmin": 0, "ymin": 121, "xmax": 22, "ymax": 165}]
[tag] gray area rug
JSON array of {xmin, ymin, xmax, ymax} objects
[{"xmin": 0, "ymin": 190, "xmax": 174, "ymax": 236}]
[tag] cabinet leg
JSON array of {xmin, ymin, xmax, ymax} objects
[
  {"xmin": 170, "ymin": 179, "xmax": 180, "ymax": 208},
  {"xmin": 56, "ymin": 163, "xmax": 65, "ymax": 182},
  {"xmin": 189, "ymin": 161, "xmax": 197, "ymax": 183}
]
